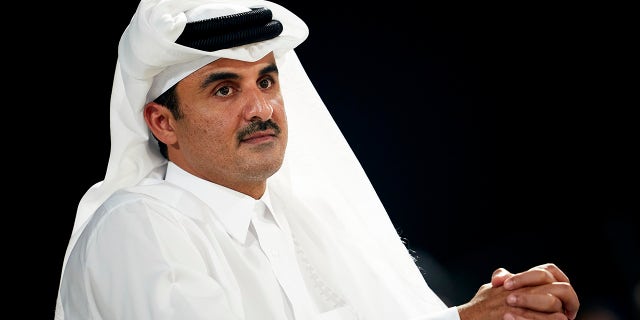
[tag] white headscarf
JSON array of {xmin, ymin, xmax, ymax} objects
[{"xmin": 57, "ymin": 0, "xmax": 449, "ymax": 319}]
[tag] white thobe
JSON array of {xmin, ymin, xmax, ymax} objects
[{"xmin": 59, "ymin": 162, "xmax": 357, "ymax": 319}]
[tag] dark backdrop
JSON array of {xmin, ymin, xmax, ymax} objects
[{"xmin": 30, "ymin": 1, "xmax": 637, "ymax": 319}]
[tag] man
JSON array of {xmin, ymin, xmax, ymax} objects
[{"xmin": 55, "ymin": 0, "xmax": 579, "ymax": 319}]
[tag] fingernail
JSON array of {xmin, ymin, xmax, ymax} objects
[
  {"xmin": 503, "ymin": 313, "xmax": 515, "ymax": 320},
  {"xmin": 504, "ymin": 279, "xmax": 513, "ymax": 289},
  {"xmin": 507, "ymin": 294, "xmax": 517, "ymax": 304}
]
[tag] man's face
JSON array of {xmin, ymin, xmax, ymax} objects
[{"xmin": 170, "ymin": 53, "xmax": 287, "ymax": 193}]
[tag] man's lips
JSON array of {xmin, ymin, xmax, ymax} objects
[{"xmin": 241, "ymin": 130, "xmax": 277, "ymax": 143}]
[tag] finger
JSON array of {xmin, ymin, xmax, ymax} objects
[
  {"xmin": 530, "ymin": 263, "xmax": 570, "ymax": 283},
  {"xmin": 504, "ymin": 299, "xmax": 569, "ymax": 320},
  {"xmin": 506, "ymin": 292, "xmax": 563, "ymax": 313},
  {"xmin": 492, "ymin": 267, "xmax": 513, "ymax": 287},
  {"xmin": 547, "ymin": 282, "xmax": 579, "ymax": 320},
  {"xmin": 504, "ymin": 268, "xmax": 556, "ymax": 290},
  {"xmin": 504, "ymin": 310, "xmax": 568, "ymax": 320},
  {"xmin": 507, "ymin": 282, "xmax": 580, "ymax": 320},
  {"xmin": 525, "ymin": 264, "xmax": 577, "ymax": 319}
]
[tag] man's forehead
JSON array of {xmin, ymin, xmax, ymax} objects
[{"xmin": 191, "ymin": 53, "xmax": 278, "ymax": 77}]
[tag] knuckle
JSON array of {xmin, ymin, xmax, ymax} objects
[
  {"xmin": 479, "ymin": 283, "xmax": 493, "ymax": 290},
  {"xmin": 548, "ymin": 294, "xmax": 564, "ymax": 311}
]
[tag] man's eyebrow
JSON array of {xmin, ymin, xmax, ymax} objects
[
  {"xmin": 201, "ymin": 72, "xmax": 238, "ymax": 89},
  {"xmin": 200, "ymin": 63, "xmax": 278, "ymax": 89},
  {"xmin": 260, "ymin": 63, "xmax": 278, "ymax": 75}
]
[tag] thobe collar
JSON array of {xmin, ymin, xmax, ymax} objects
[{"xmin": 164, "ymin": 161, "xmax": 282, "ymax": 244}]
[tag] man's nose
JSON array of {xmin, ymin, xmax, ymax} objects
[{"xmin": 242, "ymin": 89, "xmax": 273, "ymax": 121}]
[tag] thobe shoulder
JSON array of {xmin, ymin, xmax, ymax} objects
[
  {"xmin": 61, "ymin": 180, "xmax": 246, "ymax": 319},
  {"xmin": 65, "ymin": 179, "xmax": 231, "ymax": 290},
  {"xmin": 73, "ymin": 180, "xmax": 216, "ymax": 266}
]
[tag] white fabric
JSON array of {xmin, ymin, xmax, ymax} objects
[
  {"xmin": 147, "ymin": 3, "xmax": 256, "ymax": 103},
  {"xmin": 251, "ymin": 201, "xmax": 319, "ymax": 320},
  {"xmin": 55, "ymin": 0, "xmax": 460, "ymax": 319},
  {"xmin": 60, "ymin": 162, "xmax": 354, "ymax": 319}
]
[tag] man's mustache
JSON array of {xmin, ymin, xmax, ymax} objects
[{"xmin": 237, "ymin": 119, "xmax": 281, "ymax": 141}]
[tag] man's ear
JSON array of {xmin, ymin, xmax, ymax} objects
[{"xmin": 143, "ymin": 102, "xmax": 178, "ymax": 145}]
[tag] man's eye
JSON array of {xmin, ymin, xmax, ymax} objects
[
  {"xmin": 258, "ymin": 78, "xmax": 273, "ymax": 89},
  {"xmin": 215, "ymin": 86, "xmax": 232, "ymax": 96}
]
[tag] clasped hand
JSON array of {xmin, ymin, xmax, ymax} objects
[{"xmin": 457, "ymin": 263, "xmax": 579, "ymax": 320}]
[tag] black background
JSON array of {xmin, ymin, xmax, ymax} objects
[{"xmin": 26, "ymin": 1, "xmax": 637, "ymax": 319}]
